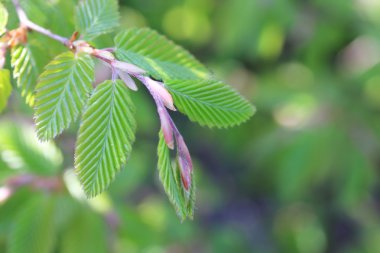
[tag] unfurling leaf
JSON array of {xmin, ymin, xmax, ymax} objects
[
  {"xmin": 75, "ymin": 80, "xmax": 136, "ymax": 197},
  {"xmin": 157, "ymin": 131, "xmax": 195, "ymax": 220},
  {"xmin": 144, "ymin": 77, "xmax": 176, "ymax": 111},
  {"xmin": 0, "ymin": 69, "xmax": 12, "ymax": 113},
  {"xmin": 157, "ymin": 106, "xmax": 174, "ymax": 150},
  {"xmin": 75, "ymin": 0, "xmax": 119, "ymax": 40},
  {"xmin": 115, "ymin": 28, "xmax": 210, "ymax": 81},
  {"xmin": 34, "ymin": 51, "xmax": 94, "ymax": 141},
  {"xmin": 176, "ymin": 134, "xmax": 193, "ymax": 191},
  {"xmin": 138, "ymin": 75, "xmax": 175, "ymax": 148},
  {"xmin": 165, "ymin": 79, "xmax": 256, "ymax": 128}
]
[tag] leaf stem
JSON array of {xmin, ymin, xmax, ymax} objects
[{"xmin": 11, "ymin": 0, "xmax": 70, "ymax": 46}]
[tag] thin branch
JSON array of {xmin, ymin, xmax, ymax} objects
[
  {"xmin": 10, "ymin": 0, "xmax": 143, "ymax": 76},
  {"xmin": 12, "ymin": 0, "xmax": 70, "ymax": 46},
  {"xmin": 24, "ymin": 20, "xmax": 70, "ymax": 46}
]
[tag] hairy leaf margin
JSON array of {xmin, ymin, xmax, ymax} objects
[
  {"xmin": 34, "ymin": 51, "xmax": 94, "ymax": 141},
  {"xmin": 166, "ymin": 79, "xmax": 256, "ymax": 128},
  {"xmin": 75, "ymin": 80, "xmax": 136, "ymax": 197}
]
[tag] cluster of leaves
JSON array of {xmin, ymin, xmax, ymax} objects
[{"xmin": 0, "ymin": 0, "xmax": 255, "ymax": 220}]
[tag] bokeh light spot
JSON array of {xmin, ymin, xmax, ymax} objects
[
  {"xmin": 277, "ymin": 62, "xmax": 314, "ymax": 88},
  {"xmin": 138, "ymin": 196, "xmax": 166, "ymax": 231},
  {"xmin": 257, "ymin": 24, "xmax": 284, "ymax": 60},
  {"xmin": 163, "ymin": 6, "xmax": 211, "ymax": 45},
  {"xmin": 120, "ymin": 7, "xmax": 147, "ymax": 28},
  {"xmin": 273, "ymin": 94, "xmax": 317, "ymax": 129},
  {"xmin": 355, "ymin": 0, "xmax": 380, "ymax": 23}
]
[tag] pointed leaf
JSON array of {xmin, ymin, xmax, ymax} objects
[
  {"xmin": 0, "ymin": 69, "xmax": 11, "ymax": 113},
  {"xmin": 157, "ymin": 131, "xmax": 194, "ymax": 220},
  {"xmin": 75, "ymin": 0, "xmax": 119, "ymax": 40},
  {"xmin": 34, "ymin": 51, "xmax": 94, "ymax": 141},
  {"xmin": 11, "ymin": 45, "xmax": 44, "ymax": 106},
  {"xmin": 115, "ymin": 28, "xmax": 209, "ymax": 80},
  {"xmin": 75, "ymin": 80, "xmax": 136, "ymax": 197},
  {"xmin": 165, "ymin": 79, "xmax": 256, "ymax": 128},
  {"xmin": 8, "ymin": 194, "xmax": 56, "ymax": 253}
]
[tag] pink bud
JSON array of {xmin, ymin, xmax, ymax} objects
[
  {"xmin": 145, "ymin": 78, "xmax": 176, "ymax": 111},
  {"xmin": 158, "ymin": 107, "xmax": 174, "ymax": 149},
  {"xmin": 117, "ymin": 70, "xmax": 138, "ymax": 91},
  {"xmin": 176, "ymin": 135, "xmax": 193, "ymax": 191},
  {"xmin": 113, "ymin": 61, "xmax": 146, "ymax": 76}
]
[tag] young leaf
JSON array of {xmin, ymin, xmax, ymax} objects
[
  {"xmin": 75, "ymin": 80, "xmax": 136, "ymax": 197},
  {"xmin": 34, "ymin": 51, "xmax": 94, "ymax": 141},
  {"xmin": 0, "ymin": 2, "xmax": 8, "ymax": 36},
  {"xmin": 157, "ymin": 131, "xmax": 195, "ymax": 220},
  {"xmin": 75, "ymin": 0, "xmax": 119, "ymax": 40},
  {"xmin": 115, "ymin": 28, "xmax": 210, "ymax": 81},
  {"xmin": 11, "ymin": 45, "xmax": 42, "ymax": 106},
  {"xmin": 165, "ymin": 79, "xmax": 256, "ymax": 128},
  {"xmin": 0, "ymin": 69, "xmax": 12, "ymax": 113},
  {"xmin": 8, "ymin": 195, "xmax": 56, "ymax": 253}
]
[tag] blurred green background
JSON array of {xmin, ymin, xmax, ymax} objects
[{"xmin": 2, "ymin": 0, "xmax": 380, "ymax": 252}]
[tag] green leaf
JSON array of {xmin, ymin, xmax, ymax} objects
[
  {"xmin": 11, "ymin": 45, "xmax": 42, "ymax": 106},
  {"xmin": 34, "ymin": 51, "xmax": 94, "ymax": 141},
  {"xmin": 75, "ymin": 80, "xmax": 136, "ymax": 197},
  {"xmin": 157, "ymin": 131, "xmax": 195, "ymax": 220},
  {"xmin": 75, "ymin": 0, "xmax": 119, "ymax": 40},
  {"xmin": 8, "ymin": 194, "xmax": 56, "ymax": 253},
  {"xmin": 0, "ymin": 69, "xmax": 12, "ymax": 113},
  {"xmin": 0, "ymin": 2, "xmax": 8, "ymax": 35},
  {"xmin": 165, "ymin": 79, "xmax": 255, "ymax": 128},
  {"xmin": 115, "ymin": 28, "xmax": 210, "ymax": 81}
]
